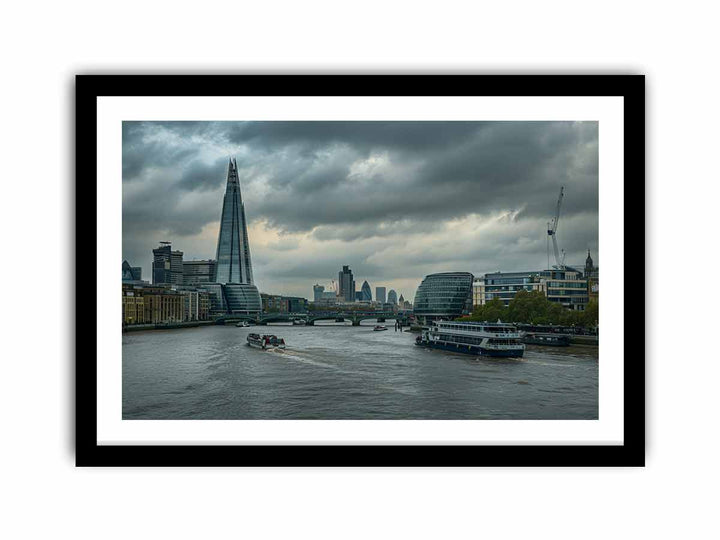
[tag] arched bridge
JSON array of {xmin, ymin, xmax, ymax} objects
[{"xmin": 215, "ymin": 311, "xmax": 405, "ymax": 326}]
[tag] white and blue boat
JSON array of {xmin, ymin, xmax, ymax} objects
[{"xmin": 415, "ymin": 320, "xmax": 525, "ymax": 358}]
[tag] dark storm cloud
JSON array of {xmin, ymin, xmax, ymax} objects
[
  {"xmin": 122, "ymin": 120, "xmax": 598, "ymax": 295},
  {"xmin": 123, "ymin": 121, "xmax": 597, "ymax": 231}
]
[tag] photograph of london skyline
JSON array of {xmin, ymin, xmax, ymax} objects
[{"xmin": 122, "ymin": 121, "xmax": 598, "ymax": 298}]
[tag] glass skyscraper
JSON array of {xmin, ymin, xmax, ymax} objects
[
  {"xmin": 360, "ymin": 280, "xmax": 372, "ymax": 301},
  {"xmin": 209, "ymin": 158, "xmax": 261, "ymax": 315},
  {"xmin": 214, "ymin": 158, "xmax": 254, "ymax": 285},
  {"xmin": 375, "ymin": 287, "xmax": 386, "ymax": 304}
]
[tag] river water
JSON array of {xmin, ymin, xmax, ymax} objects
[{"xmin": 122, "ymin": 322, "xmax": 598, "ymax": 420}]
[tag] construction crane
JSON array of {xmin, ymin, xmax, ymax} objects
[{"xmin": 547, "ymin": 186, "xmax": 565, "ymax": 269}]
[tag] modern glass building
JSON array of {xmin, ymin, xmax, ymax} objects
[
  {"xmin": 412, "ymin": 272, "xmax": 474, "ymax": 323},
  {"xmin": 375, "ymin": 286, "xmax": 386, "ymax": 304},
  {"xmin": 538, "ymin": 268, "xmax": 589, "ymax": 311},
  {"xmin": 223, "ymin": 283, "xmax": 263, "ymax": 314},
  {"xmin": 121, "ymin": 260, "xmax": 142, "ymax": 282},
  {"xmin": 214, "ymin": 158, "xmax": 254, "ymax": 285},
  {"xmin": 152, "ymin": 243, "xmax": 183, "ymax": 285},
  {"xmin": 481, "ymin": 271, "xmax": 546, "ymax": 306},
  {"xmin": 204, "ymin": 158, "xmax": 261, "ymax": 315},
  {"xmin": 183, "ymin": 259, "xmax": 216, "ymax": 285},
  {"xmin": 338, "ymin": 265, "xmax": 355, "ymax": 302},
  {"xmin": 387, "ymin": 289, "xmax": 398, "ymax": 305},
  {"xmin": 360, "ymin": 280, "xmax": 372, "ymax": 301}
]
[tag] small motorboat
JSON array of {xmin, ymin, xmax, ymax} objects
[
  {"xmin": 373, "ymin": 325, "xmax": 388, "ymax": 331},
  {"xmin": 292, "ymin": 319, "xmax": 306, "ymax": 326},
  {"xmin": 236, "ymin": 321, "xmax": 250, "ymax": 327},
  {"xmin": 247, "ymin": 333, "xmax": 286, "ymax": 350}
]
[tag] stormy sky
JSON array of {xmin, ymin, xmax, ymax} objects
[{"xmin": 122, "ymin": 121, "xmax": 598, "ymax": 300}]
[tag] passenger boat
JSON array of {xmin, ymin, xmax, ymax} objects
[
  {"xmin": 247, "ymin": 333, "xmax": 286, "ymax": 350},
  {"xmin": 522, "ymin": 332, "xmax": 571, "ymax": 347},
  {"xmin": 415, "ymin": 320, "xmax": 525, "ymax": 358},
  {"xmin": 373, "ymin": 325, "xmax": 388, "ymax": 331}
]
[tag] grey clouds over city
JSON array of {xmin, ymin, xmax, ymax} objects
[{"xmin": 122, "ymin": 121, "xmax": 598, "ymax": 299}]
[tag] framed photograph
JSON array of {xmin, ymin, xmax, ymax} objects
[{"xmin": 77, "ymin": 75, "xmax": 644, "ymax": 466}]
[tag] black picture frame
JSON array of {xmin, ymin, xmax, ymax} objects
[{"xmin": 76, "ymin": 74, "xmax": 645, "ymax": 467}]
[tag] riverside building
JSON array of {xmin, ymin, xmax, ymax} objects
[
  {"xmin": 473, "ymin": 269, "xmax": 588, "ymax": 311},
  {"xmin": 412, "ymin": 272, "xmax": 474, "ymax": 324},
  {"xmin": 207, "ymin": 158, "xmax": 262, "ymax": 315},
  {"xmin": 538, "ymin": 268, "xmax": 589, "ymax": 311},
  {"xmin": 122, "ymin": 284, "xmax": 185, "ymax": 324},
  {"xmin": 480, "ymin": 271, "xmax": 547, "ymax": 307}
]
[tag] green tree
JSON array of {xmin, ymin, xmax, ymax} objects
[{"xmin": 582, "ymin": 298, "xmax": 598, "ymax": 327}]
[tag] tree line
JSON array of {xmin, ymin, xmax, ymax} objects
[{"xmin": 459, "ymin": 290, "xmax": 598, "ymax": 328}]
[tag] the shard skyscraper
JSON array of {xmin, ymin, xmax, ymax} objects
[
  {"xmin": 204, "ymin": 158, "xmax": 261, "ymax": 316},
  {"xmin": 214, "ymin": 158, "xmax": 254, "ymax": 284}
]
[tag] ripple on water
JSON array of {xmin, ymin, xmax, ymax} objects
[{"xmin": 122, "ymin": 326, "xmax": 598, "ymax": 420}]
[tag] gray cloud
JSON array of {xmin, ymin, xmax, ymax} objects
[{"xmin": 122, "ymin": 121, "xmax": 598, "ymax": 298}]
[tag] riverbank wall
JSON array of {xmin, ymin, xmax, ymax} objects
[{"xmin": 123, "ymin": 320, "xmax": 215, "ymax": 333}]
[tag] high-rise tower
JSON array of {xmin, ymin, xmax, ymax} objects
[
  {"xmin": 338, "ymin": 265, "xmax": 355, "ymax": 302},
  {"xmin": 214, "ymin": 158, "xmax": 254, "ymax": 284}
]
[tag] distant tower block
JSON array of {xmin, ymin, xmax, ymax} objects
[{"xmin": 214, "ymin": 158, "xmax": 254, "ymax": 284}]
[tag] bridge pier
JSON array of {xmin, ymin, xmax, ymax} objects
[{"xmin": 352, "ymin": 319, "xmax": 360, "ymax": 326}]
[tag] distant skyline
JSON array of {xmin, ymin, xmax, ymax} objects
[{"xmin": 123, "ymin": 121, "xmax": 598, "ymax": 299}]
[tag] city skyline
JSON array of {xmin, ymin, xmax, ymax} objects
[{"xmin": 123, "ymin": 121, "xmax": 599, "ymax": 299}]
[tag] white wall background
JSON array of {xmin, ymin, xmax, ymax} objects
[{"xmin": 0, "ymin": 1, "xmax": 717, "ymax": 538}]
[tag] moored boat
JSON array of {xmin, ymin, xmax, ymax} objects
[
  {"xmin": 522, "ymin": 332, "xmax": 571, "ymax": 346},
  {"xmin": 247, "ymin": 333, "xmax": 286, "ymax": 350},
  {"xmin": 415, "ymin": 320, "xmax": 525, "ymax": 358}
]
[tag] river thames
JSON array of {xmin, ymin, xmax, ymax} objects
[{"xmin": 122, "ymin": 322, "xmax": 598, "ymax": 420}]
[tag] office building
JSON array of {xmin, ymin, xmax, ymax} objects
[
  {"xmin": 183, "ymin": 259, "xmax": 216, "ymax": 285},
  {"xmin": 261, "ymin": 294, "xmax": 308, "ymax": 313},
  {"xmin": 413, "ymin": 272, "xmax": 474, "ymax": 323},
  {"xmin": 338, "ymin": 265, "xmax": 355, "ymax": 302},
  {"xmin": 207, "ymin": 158, "xmax": 262, "ymax": 315},
  {"xmin": 121, "ymin": 260, "xmax": 143, "ymax": 282},
  {"xmin": 214, "ymin": 158, "xmax": 254, "ymax": 284},
  {"xmin": 152, "ymin": 243, "xmax": 183, "ymax": 285},
  {"xmin": 123, "ymin": 284, "xmax": 185, "ymax": 324},
  {"xmin": 360, "ymin": 280, "xmax": 372, "ymax": 301},
  {"xmin": 375, "ymin": 286, "xmax": 386, "ymax": 304},
  {"xmin": 482, "ymin": 271, "xmax": 546, "ymax": 306},
  {"xmin": 179, "ymin": 289, "xmax": 211, "ymax": 321},
  {"xmin": 121, "ymin": 286, "xmax": 145, "ymax": 324},
  {"xmin": 313, "ymin": 284, "xmax": 325, "ymax": 302},
  {"xmin": 387, "ymin": 289, "xmax": 398, "ymax": 305},
  {"xmin": 538, "ymin": 268, "xmax": 589, "ymax": 311}
]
